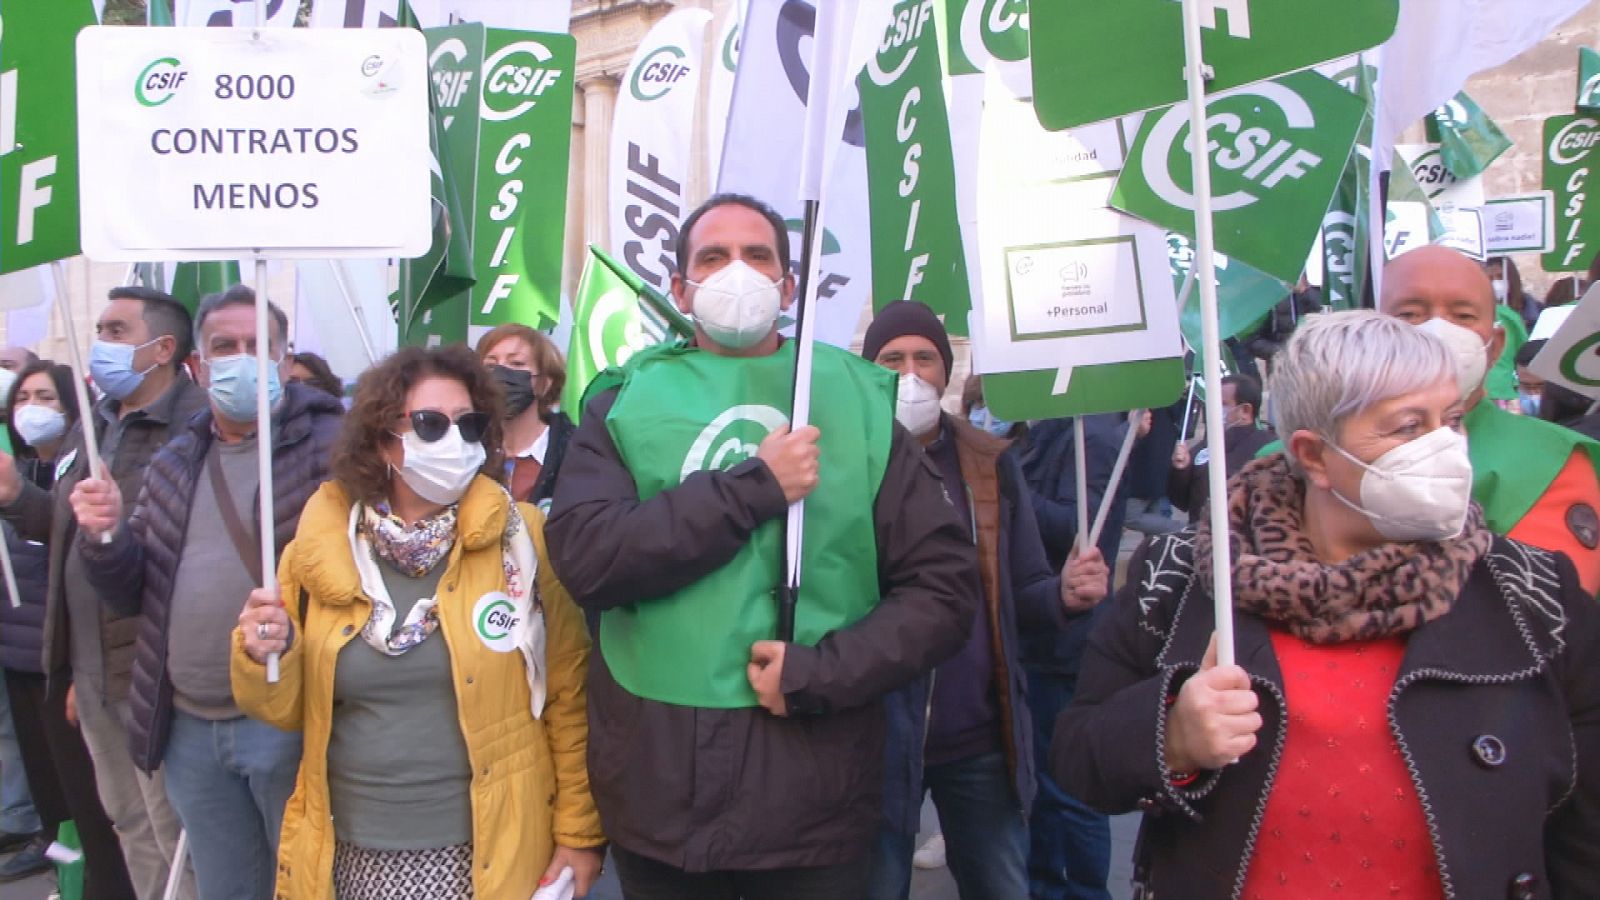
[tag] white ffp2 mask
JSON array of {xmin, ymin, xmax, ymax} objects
[
  {"xmin": 689, "ymin": 260, "xmax": 783, "ymax": 350},
  {"xmin": 1416, "ymin": 316, "xmax": 1493, "ymax": 401},
  {"xmin": 895, "ymin": 372, "xmax": 942, "ymax": 437},
  {"xmin": 1327, "ymin": 426, "xmax": 1474, "ymax": 542}
]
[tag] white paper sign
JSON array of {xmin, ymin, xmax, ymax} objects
[
  {"xmin": 76, "ymin": 27, "xmax": 431, "ymax": 261},
  {"xmin": 1483, "ymin": 192, "xmax": 1555, "ymax": 255},
  {"xmin": 1435, "ymin": 207, "xmax": 1486, "ymax": 260},
  {"xmin": 1385, "ymin": 201, "xmax": 1431, "ymax": 259},
  {"xmin": 1395, "ymin": 143, "xmax": 1485, "ymax": 211},
  {"xmin": 1531, "ymin": 282, "xmax": 1600, "ymax": 399}
]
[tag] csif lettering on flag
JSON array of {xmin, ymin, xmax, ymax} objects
[
  {"xmin": 1543, "ymin": 114, "xmax": 1600, "ymax": 272},
  {"xmin": 1314, "ymin": 54, "xmax": 1377, "ymax": 310},
  {"xmin": 1426, "ymin": 91, "xmax": 1511, "ymax": 181},
  {"xmin": 860, "ymin": 0, "xmax": 970, "ymax": 329},
  {"xmin": 0, "ymin": 1, "xmax": 97, "ymax": 275},
  {"xmin": 608, "ymin": 7, "xmax": 713, "ymax": 295},
  {"xmin": 1111, "ymin": 70, "xmax": 1365, "ymax": 284}
]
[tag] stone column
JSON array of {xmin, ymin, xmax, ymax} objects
[{"xmin": 582, "ymin": 76, "xmax": 619, "ymax": 251}]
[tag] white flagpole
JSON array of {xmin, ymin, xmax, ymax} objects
[
  {"xmin": 327, "ymin": 260, "xmax": 379, "ymax": 365},
  {"xmin": 1087, "ymin": 410, "xmax": 1142, "ymax": 551},
  {"xmin": 255, "ymin": 256, "xmax": 280, "ymax": 683},
  {"xmin": 1073, "ymin": 418, "xmax": 1089, "ymax": 553},
  {"xmin": 1180, "ymin": 0, "xmax": 1236, "ymax": 665},
  {"xmin": 160, "ymin": 829, "xmax": 187, "ymax": 900},
  {"xmin": 0, "ymin": 527, "xmax": 19, "ymax": 609},
  {"xmin": 47, "ymin": 262, "xmax": 110, "ymax": 545}
]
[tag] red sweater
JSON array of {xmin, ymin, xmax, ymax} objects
[{"xmin": 1240, "ymin": 632, "xmax": 1443, "ymax": 899}]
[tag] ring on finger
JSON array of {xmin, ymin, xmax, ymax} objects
[{"xmin": 257, "ymin": 622, "xmax": 271, "ymax": 640}]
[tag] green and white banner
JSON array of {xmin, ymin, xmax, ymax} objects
[
  {"xmin": 1544, "ymin": 114, "xmax": 1600, "ymax": 272},
  {"xmin": 1167, "ymin": 233, "xmax": 1286, "ymax": 349},
  {"xmin": 1315, "ymin": 54, "xmax": 1378, "ymax": 310},
  {"xmin": 1112, "ymin": 71, "xmax": 1365, "ymax": 285},
  {"xmin": 563, "ymin": 244, "xmax": 692, "ymax": 424},
  {"xmin": 705, "ymin": 8, "xmax": 739, "ymax": 191},
  {"xmin": 1530, "ymin": 282, "xmax": 1600, "ymax": 399},
  {"xmin": 1579, "ymin": 47, "xmax": 1600, "ymax": 113},
  {"xmin": 1029, "ymin": 0, "xmax": 1397, "ymax": 131},
  {"xmin": 1426, "ymin": 92, "xmax": 1511, "ymax": 181},
  {"xmin": 608, "ymin": 7, "xmax": 712, "ymax": 294},
  {"xmin": 0, "ymin": 1, "xmax": 96, "ymax": 275},
  {"xmin": 1483, "ymin": 192, "xmax": 1554, "ymax": 255},
  {"xmin": 861, "ymin": 0, "xmax": 970, "ymax": 329},
  {"xmin": 426, "ymin": 24, "xmax": 575, "ymax": 334}
]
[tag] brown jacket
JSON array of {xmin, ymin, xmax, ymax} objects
[{"xmin": 547, "ymin": 388, "xmax": 978, "ymax": 872}]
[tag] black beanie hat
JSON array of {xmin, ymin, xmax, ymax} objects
[{"xmin": 861, "ymin": 301, "xmax": 953, "ymax": 381}]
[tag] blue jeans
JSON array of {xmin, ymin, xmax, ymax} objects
[
  {"xmin": 1027, "ymin": 670, "xmax": 1110, "ymax": 900},
  {"xmin": 162, "ymin": 711, "xmax": 301, "ymax": 900},
  {"xmin": 867, "ymin": 751, "xmax": 1029, "ymax": 900},
  {"xmin": 0, "ymin": 670, "xmax": 41, "ymax": 835}
]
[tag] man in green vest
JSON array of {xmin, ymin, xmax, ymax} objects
[
  {"xmin": 1381, "ymin": 245, "xmax": 1600, "ymax": 595},
  {"xmin": 547, "ymin": 193, "xmax": 979, "ymax": 897}
]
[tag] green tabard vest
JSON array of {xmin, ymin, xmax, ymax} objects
[
  {"xmin": 1465, "ymin": 400, "xmax": 1600, "ymax": 533},
  {"xmin": 602, "ymin": 341, "xmax": 896, "ymax": 708}
]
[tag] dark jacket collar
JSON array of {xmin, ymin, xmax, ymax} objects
[{"xmin": 180, "ymin": 381, "xmax": 343, "ymax": 451}]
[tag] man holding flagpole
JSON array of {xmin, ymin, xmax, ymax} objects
[{"xmin": 548, "ymin": 193, "xmax": 977, "ymax": 898}]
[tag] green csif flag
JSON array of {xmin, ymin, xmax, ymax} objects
[
  {"xmin": 861, "ymin": 0, "xmax": 971, "ymax": 332},
  {"xmin": 1579, "ymin": 47, "xmax": 1600, "ymax": 113},
  {"xmin": 1426, "ymin": 92, "xmax": 1512, "ymax": 180},
  {"xmin": 1319, "ymin": 55, "xmax": 1378, "ymax": 310},
  {"xmin": 147, "ymin": 0, "xmax": 174, "ymax": 26},
  {"xmin": 1167, "ymin": 233, "xmax": 1287, "ymax": 349},
  {"xmin": 170, "ymin": 261, "xmax": 241, "ymax": 313},
  {"xmin": 563, "ymin": 245, "xmax": 692, "ymax": 424}
]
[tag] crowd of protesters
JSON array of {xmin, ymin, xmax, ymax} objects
[{"xmin": 0, "ymin": 193, "xmax": 1595, "ymax": 900}]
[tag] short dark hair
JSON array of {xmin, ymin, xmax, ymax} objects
[
  {"xmin": 290, "ymin": 352, "xmax": 344, "ymax": 399},
  {"xmin": 1223, "ymin": 373, "xmax": 1262, "ymax": 421},
  {"xmin": 674, "ymin": 193, "xmax": 791, "ymax": 280},
  {"xmin": 332, "ymin": 345, "xmax": 506, "ymax": 506},
  {"xmin": 193, "ymin": 285, "xmax": 288, "ymax": 354},
  {"xmin": 107, "ymin": 286, "xmax": 194, "ymax": 363}
]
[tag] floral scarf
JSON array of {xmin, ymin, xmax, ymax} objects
[
  {"xmin": 1193, "ymin": 455, "xmax": 1494, "ymax": 644},
  {"xmin": 354, "ymin": 503, "xmax": 456, "ymax": 654}
]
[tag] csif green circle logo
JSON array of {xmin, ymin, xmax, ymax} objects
[
  {"xmin": 135, "ymin": 57, "xmax": 187, "ymax": 107},
  {"xmin": 630, "ymin": 45, "xmax": 691, "ymax": 102},
  {"xmin": 1559, "ymin": 331, "xmax": 1600, "ymax": 389}
]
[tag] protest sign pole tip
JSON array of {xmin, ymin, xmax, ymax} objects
[
  {"xmin": 1179, "ymin": 0, "xmax": 1237, "ymax": 666},
  {"xmin": 47, "ymin": 261, "xmax": 111, "ymax": 545}
]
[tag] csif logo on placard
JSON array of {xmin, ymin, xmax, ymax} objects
[
  {"xmin": 1407, "ymin": 147, "xmax": 1459, "ymax": 200},
  {"xmin": 135, "ymin": 57, "xmax": 188, "ymax": 107},
  {"xmin": 681, "ymin": 405, "xmax": 789, "ymax": 482},
  {"xmin": 1142, "ymin": 81, "xmax": 1325, "ymax": 212},
  {"xmin": 481, "ymin": 40, "xmax": 562, "ymax": 122},
  {"xmin": 1549, "ymin": 117, "xmax": 1600, "ymax": 166},
  {"xmin": 1559, "ymin": 331, "xmax": 1600, "ymax": 388},
  {"xmin": 630, "ymin": 44, "xmax": 692, "ymax": 102},
  {"xmin": 429, "ymin": 39, "xmax": 473, "ymax": 131}
]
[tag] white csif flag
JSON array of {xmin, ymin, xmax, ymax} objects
[{"xmin": 608, "ymin": 7, "xmax": 715, "ymax": 295}]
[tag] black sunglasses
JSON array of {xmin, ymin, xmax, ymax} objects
[{"xmin": 404, "ymin": 410, "xmax": 490, "ymax": 444}]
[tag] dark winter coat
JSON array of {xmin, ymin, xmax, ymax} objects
[
  {"xmin": 0, "ymin": 459, "xmax": 53, "ymax": 674},
  {"xmin": 547, "ymin": 387, "xmax": 978, "ymax": 872},
  {"xmin": 1167, "ymin": 423, "xmax": 1279, "ymax": 523},
  {"xmin": 880, "ymin": 415, "xmax": 1069, "ymax": 835},
  {"xmin": 79, "ymin": 383, "xmax": 343, "ymax": 773},
  {"xmin": 522, "ymin": 410, "xmax": 575, "ymax": 511},
  {"xmin": 1053, "ymin": 530, "xmax": 1600, "ymax": 900}
]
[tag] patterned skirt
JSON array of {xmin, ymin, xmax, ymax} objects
[{"xmin": 332, "ymin": 841, "xmax": 475, "ymax": 899}]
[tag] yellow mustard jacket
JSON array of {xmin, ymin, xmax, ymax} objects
[{"xmin": 230, "ymin": 476, "xmax": 603, "ymax": 900}]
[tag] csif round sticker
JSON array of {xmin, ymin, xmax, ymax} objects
[{"xmin": 473, "ymin": 591, "xmax": 520, "ymax": 653}]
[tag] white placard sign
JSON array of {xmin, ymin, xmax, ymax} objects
[
  {"xmin": 1435, "ymin": 206, "xmax": 1487, "ymax": 260},
  {"xmin": 1530, "ymin": 282, "xmax": 1600, "ymax": 399},
  {"xmin": 76, "ymin": 27, "xmax": 431, "ymax": 261},
  {"xmin": 1483, "ymin": 192, "xmax": 1555, "ymax": 255}
]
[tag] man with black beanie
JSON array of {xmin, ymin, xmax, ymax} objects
[{"xmin": 861, "ymin": 301, "xmax": 1110, "ymax": 900}]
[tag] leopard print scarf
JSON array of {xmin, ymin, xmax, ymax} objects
[{"xmin": 1192, "ymin": 454, "xmax": 1493, "ymax": 644}]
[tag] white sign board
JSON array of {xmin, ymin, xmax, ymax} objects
[
  {"xmin": 1435, "ymin": 206, "xmax": 1486, "ymax": 260},
  {"xmin": 1483, "ymin": 192, "xmax": 1555, "ymax": 255},
  {"xmin": 76, "ymin": 27, "xmax": 431, "ymax": 261},
  {"xmin": 1530, "ymin": 282, "xmax": 1600, "ymax": 399}
]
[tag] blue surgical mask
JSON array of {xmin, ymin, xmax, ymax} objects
[
  {"xmin": 968, "ymin": 405, "xmax": 1013, "ymax": 438},
  {"xmin": 89, "ymin": 338, "xmax": 160, "ymax": 401},
  {"xmin": 1519, "ymin": 392, "xmax": 1542, "ymax": 417},
  {"xmin": 204, "ymin": 354, "xmax": 282, "ymax": 423}
]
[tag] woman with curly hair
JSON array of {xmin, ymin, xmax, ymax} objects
[{"xmin": 231, "ymin": 345, "xmax": 604, "ymax": 898}]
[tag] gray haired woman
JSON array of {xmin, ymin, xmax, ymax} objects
[{"xmin": 1052, "ymin": 310, "xmax": 1599, "ymax": 899}]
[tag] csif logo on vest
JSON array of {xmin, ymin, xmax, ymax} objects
[
  {"xmin": 587, "ymin": 287, "xmax": 651, "ymax": 370},
  {"xmin": 473, "ymin": 591, "xmax": 520, "ymax": 653},
  {"xmin": 1141, "ymin": 81, "xmax": 1326, "ymax": 213},
  {"xmin": 630, "ymin": 44, "xmax": 693, "ymax": 103},
  {"xmin": 680, "ymin": 405, "xmax": 790, "ymax": 483},
  {"xmin": 135, "ymin": 57, "xmax": 188, "ymax": 107},
  {"xmin": 481, "ymin": 40, "xmax": 562, "ymax": 123}
]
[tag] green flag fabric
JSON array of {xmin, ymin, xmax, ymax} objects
[
  {"xmin": 1319, "ymin": 55, "xmax": 1377, "ymax": 310},
  {"xmin": 169, "ymin": 261, "xmax": 241, "ymax": 314},
  {"xmin": 563, "ymin": 245, "xmax": 692, "ymax": 423},
  {"xmin": 1426, "ymin": 92, "xmax": 1512, "ymax": 180},
  {"xmin": 147, "ymin": 0, "xmax": 175, "ymax": 26},
  {"xmin": 1579, "ymin": 47, "xmax": 1600, "ymax": 112}
]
